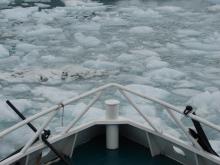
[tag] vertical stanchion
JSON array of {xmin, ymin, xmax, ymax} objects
[{"xmin": 105, "ymin": 99, "xmax": 119, "ymax": 150}]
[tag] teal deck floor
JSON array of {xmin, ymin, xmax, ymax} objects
[{"xmin": 54, "ymin": 136, "xmax": 181, "ymax": 165}]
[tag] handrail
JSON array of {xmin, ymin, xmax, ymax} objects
[
  {"xmin": 0, "ymin": 83, "xmax": 113, "ymax": 138},
  {"xmin": 1, "ymin": 83, "xmax": 220, "ymax": 164},
  {"xmin": 62, "ymin": 92, "xmax": 102, "ymax": 134},
  {"xmin": 1, "ymin": 83, "xmax": 220, "ymax": 138},
  {"xmin": 112, "ymin": 83, "xmax": 220, "ymax": 133},
  {"xmin": 0, "ymin": 82, "xmax": 220, "ymax": 160},
  {"xmin": 119, "ymin": 90, "xmax": 160, "ymax": 133},
  {"xmin": 166, "ymin": 108, "xmax": 202, "ymax": 150}
]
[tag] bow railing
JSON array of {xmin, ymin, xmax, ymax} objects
[{"xmin": 0, "ymin": 83, "xmax": 220, "ymax": 164}]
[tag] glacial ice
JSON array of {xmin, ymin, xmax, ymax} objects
[
  {"xmin": 74, "ymin": 32, "xmax": 101, "ymax": 47},
  {"xmin": 1, "ymin": 7, "xmax": 38, "ymax": 21},
  {"xmin": 145, "ymin": 68, "xmax": 185, "ymax": 83},
  {"xmin": 188, "ymin": 91, "xmax": 220, "ymax": 116},
  {"xmin": 32, "ymin": 86, "xmax": 78, "ymax": 103},
  {"xmin": 208, "ymin": 5, "xmax": 220, "ymax": 11},
  {"xmin": 1, "ymin": 0, "xmax": 220, "ymax": 158},
  {"xmin": 172, "ymin": 88, "xmax": 201, "ymax": 97},
  {"xmin": 124, "ymin": 84, "xmax": 170, "ymax": 103},
  {"xmin": 128, "ymin": 26, "xmax": 154, "ymax": 34},
  {"xmin": 146, "ymin": 59, "xmax": 169, "ymax": 70},
  {"xmin": 0, "ymin": 44, "xmax": 9, "ymax": 58}
]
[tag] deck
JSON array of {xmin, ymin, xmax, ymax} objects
[{"xmin": 54, "ymin": 135, "xmax": 181, "ymax": 165}]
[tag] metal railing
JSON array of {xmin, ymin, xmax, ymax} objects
[{"xmin": 0, "ymin": 83, "xmax": 220, "ymax": 163}]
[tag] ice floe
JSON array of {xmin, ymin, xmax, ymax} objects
[
  {"xmin": 172, "ymin": 88, "xmax": 201, "ymax": 97},
  {"xmin": 124, "ymin": 84, "xmax": 170, "ymax": 103},
  {"xmin": 188, "ymin": 91, "xmax": 220, "ymax": 116},
  {"xmin": 128, "ymin": 26, "xmax": 154, "ymax": 34},
  {"xmin": 1, "ymin": 7, "xmax": 38, "ymax": 21},
  {"xmin": 156, "ymin": 6, "xmax": 183, "ymax": 12},
  {"xmin": 146, "ymin": 59, "xmax": 169, "ymax": 70},
  {"xmin": 145, "ymin": 68, "xmax": 185, "ymax": 84},
  {"xmin": 208, "ymin": 4, "xmax": 220, "ymax": 11},
  {"xmin": 32, "ymin": 86, "xmax": 78, "ymax": 103},
  {"xmin": 0, "ymin": 44, "xmax": 9, "ymax": 58},
  {"xmin": 74, "ymin": 32, "xmax": 101, "ymax": 47},
  {"xmin": 1, "ymin": 0, "xmax": 220, "ymax": 158}
]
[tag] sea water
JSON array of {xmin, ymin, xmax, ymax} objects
[{"xmin": 1, "ymin": 0, "xmax": 220, "ymax": 159}]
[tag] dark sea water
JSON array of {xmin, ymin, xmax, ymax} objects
[{"xmin": 3, "ymin": 0, "xmax": 65, "ymax": 10}]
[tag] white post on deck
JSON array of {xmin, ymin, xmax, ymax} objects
[{"xmin": 105, "ymin": 99, "xmax": 120, "ymax": 150}]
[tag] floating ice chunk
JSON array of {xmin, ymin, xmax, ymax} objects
[
  {"xmin": 83, "ymin": 60, "xmax": 119, "ymax": 71},
  {"xmin": 146, "ymin": 59, "xmax": 169, "ymax": 70},
  {"xmin": 139, "ymin": 104, "xmax": 157, "ymax": 116},
  {"xmin": 175, "ymin": 80, "xmax": 196, "ymax": 88},
  {"xmin": 6, "ymin": 126, "xmax": 34, "ymax": 148},
  {"xmin": 0, "ymin": 99, "xmax": 31, "ymax": 122},
  {"xmin": 74, "ymin": 33, "xmax": 100, "ymax": 47},
  {"xmin": 205, "ymin": 87, "xmax": 219, "ymax": 92},
  {"xmin": 124, "ymin": 84, "xmax": 170, "ymax": 103},
  {"xmin": 130, "ymin": 49, "xmax": 159, "ymax": 57},
  {"xmin": 133, "ymin": 8, "xmax": 161, "ymax": 18},
  {"xmin": 16, "ymin": 43, "xmax": 44, "ymax": 54},
  {"xmin": 129, "ymin": 26, "xmax": 154, "ymax": 34},
  {"xmin": 10, "ymin": 99, "xmax": 32, "ymax": 112},
  {"xmin": 99, "ymin": 17, "xmax": 127, "ymax": 26},
  {"xmin": 40, "ymin": 55, "xmax": 67, "ymax": 63},
  {"xmin": 73, "ymin": 23, "xmax": 101, "ymax": 31},
  {"xmin": 0, "ymin": 141, "xmax": 15, "ymax": 160},
  {"xmin": 62, "ymin": 46, "xmax": 84, "ymax": 56},
  {"xmin": 121, "ymin": 61, "xmax": 145, "ymax": 74},
  {"xmin": 0, "ymin": 0, "xmax": 11, "ymax": 9},
  {"xmin": 0, "ymin": 101, "xmax": 20, "ymax": 122},
  {"xmin": 208, "ymin": 5, "xmax": 220, "ymax": 12},
  {"xmin": 82, "ymin": 107, "xmax": 104, "ymax": 122},
  {"xmin": 146, "ymin": 68, "xmax": 185, "ymax": 82},
  {"xmin": 210, "ymin": 140, "xmax": 220, "ymax": 154},
  {"xmin": 32, "ymin": 10, "xmax": 54, "ymax": 23},
  {"xmin": 172, "ymin": 88, "xmax": 201, "ymax": 97},
  {"xmin": 182, "ymin": 38, "xmax": 220, "ymax": 51},
  {"xmin": 0, "ymin": 56, "xmax": 20, "ymax": 67},
  {"xmin": 156, "ymin": 6, "xmax": 183, "ymax": 12},
  {"xmin": 166, "ymin": 43, "xmax": 180, "ymax": 50},
  {"xmin": 25, "ymin": 25, "xmax": 63, "ymax": 37},
  {"xmin": 108, "ymin": 41, "xmax": 128, "ymax": 50},
  {"xmin": 35, "ymin": 3, "xmax": 50, "ymax": 8},
  {"xmin": 117, "ymin": 53, "xmax": 136, "ymax": 63},
  {"xmin": 4, "ymin": 84, "xmax": 31, "ymax": 93},
  {"xmin": 188, "ymin": 91, "xmax": 220, "ymax": 116},
  {"xmin": 32, "ymin": 86, "xmax": 78, "ymax": 103},
  {"xmin": 60, "ymin": 102, "xmax": 104, "ymax": 124},
  {"xmin": 115, "ymin": 74, "xmax": 152, "ymax": 85},
  {"xmin": 121, "ymin": 104, "xmax": 157, "ymax": 122},
  {"xmin": 0, "ymin": 0, "xmax": 10, "ymax": 5},
  {"xmin": 0, "ymin": 44, "xmax": 9, "ymax": 58},
  {"xmin": 177, "ymin": 29, "xmax": 201, "ymax": 37},
  {"xmin": 22, "ymin": 50, "xmax": 40, "ymax": 65},
  {"xmin": 1, "ymin": 7, "xmax": 38, "ymax": 21}
]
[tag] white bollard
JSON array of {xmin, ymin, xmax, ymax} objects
[{"xmin": 105, "ymin": 99, "xmax": 120, "ymax": 150}]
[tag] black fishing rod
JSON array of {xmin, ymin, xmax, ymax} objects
[{"xmin": 3, "ymin": 100, "xmax": 70, "ymax": 165}]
